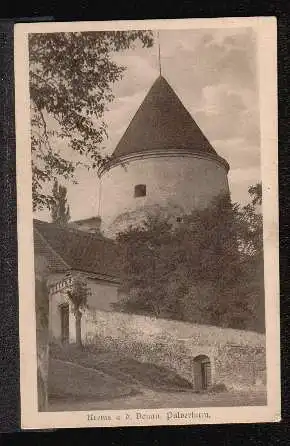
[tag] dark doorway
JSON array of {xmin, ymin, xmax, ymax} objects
[
  {"xmin": 59, "ymin": 303, "xmax": 69, "ymax": 343},
  {"xmin": 193, "ymin": 355, "xmax": 211, "ymax": 391}
]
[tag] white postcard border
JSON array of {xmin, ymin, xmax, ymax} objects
[{"xmin": 15, "ymin": 16, "xmax": 280, "ymax": 429}]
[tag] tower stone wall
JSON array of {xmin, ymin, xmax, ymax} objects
[{"xmin": 100, "ymin": 151, "xmax": 229, "ymax": 236}]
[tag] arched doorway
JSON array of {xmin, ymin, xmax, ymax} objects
[{"xmin": 193, "ymin": 355, "xmax": 211, "ymax": 391}]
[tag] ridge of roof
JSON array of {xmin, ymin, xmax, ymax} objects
[{"xmin": 33, "ymin": 219, "xmax": 115, "ymax": 244}]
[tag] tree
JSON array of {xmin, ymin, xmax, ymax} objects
[
  {"xmin": 117, "ymin": 187, "xmax": 264, "ymax": 332},
  {"xmin": 117, "ymin": 213, "xmax": 175, "ymax": 318},
  {"xmin": 50, "ymin": 180, "xmax": 71, "ymax": 225},
  {"xmin": 176, "ymin": 194, "xmax": 250, "ymax": 329},
  {"xmin": 67, "ymin": 276, "xmax": 91, "ymax": 347},
  {"xmin": 236, "ymin": 182, "xmax": 264, "ymax": 331},
  {"xmin": 248, "ymin": 182, "xmax": 262, "ymax": 207},
  {"xmin": 29, "ymin": 31, "xmax": 153, "ymax": 211}
]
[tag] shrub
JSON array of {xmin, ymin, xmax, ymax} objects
[{"xmin": 209, "ymin": 383, "xmax": 228, "ymax": 393}]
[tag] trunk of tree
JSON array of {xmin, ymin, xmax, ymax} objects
[
  {"xmin": 35, "ymin": 274, "xmax": 50, "ymax": 411},
  {"xmin": 75, "ymin": 310, "xmax": 82, "ymax": 347}
]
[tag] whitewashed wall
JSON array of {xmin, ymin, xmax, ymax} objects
[
  {"xmin": 49, "ymin": 273, "xmax": 119, "ymax": 342},
  {"xmin": 100, "ymin": 154, "xmax": 229, "ymax": 236},
  {"xmin": 85, "ymin": 278, "xmax": 119, "ymax": 311}
]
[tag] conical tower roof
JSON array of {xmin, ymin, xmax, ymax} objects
[{"xmin": 112, "ymin": 76, "xmax": 221, "ymax": 161}]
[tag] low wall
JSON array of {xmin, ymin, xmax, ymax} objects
[{"xmin": 82, "ymin": 309, "xmax": 266, "ymax": 391}]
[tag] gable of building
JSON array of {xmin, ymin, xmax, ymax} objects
[
  {"xmin": 34, "ymin": 226, "xmax": 69, "ymax": 275},
  {"xmin": 33, "ymin": 219, "xmax": 120, "ymax": 280}
]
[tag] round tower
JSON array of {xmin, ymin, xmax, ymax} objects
[{"xmin": 99, "ymin": 76, "xmax": 230, "ymax": 236}]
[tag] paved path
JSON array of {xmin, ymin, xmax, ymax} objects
[{"xmin": 48, "ymin": 386, "xmax": 267, "ymax": 412}]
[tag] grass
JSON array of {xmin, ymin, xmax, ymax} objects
[
  {"xmin": 111, "ymin": 358, "xmax": 193, "ymax": 391},
  {"xmin": 48, "ymin": 342, "xmax": 267, "ymax": 412},
  {"xmin": 50, "ymin": 342, "xmax": 193, "ymax": 392},
  {"xmin": 48, "ymin": 358, "xmax": 139, "ymax": 403}
]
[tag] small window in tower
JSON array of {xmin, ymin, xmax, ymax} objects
[
  {"xmin": 176, "ymin": 217, "xmax": 182, "ymax": 223},
  {"xmin": 134, "ymin": 184, "xmax": 146, "ymax": 198}
]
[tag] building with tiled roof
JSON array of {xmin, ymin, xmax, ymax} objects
[
  {"xmin": 98, "ymin": 75, "xmax": 230, "ymax": 237},
  {"xmin": 34, "ymin": 219, "xmax": 120, "ymax": 342},
  {"xmin": 34, "ymin": 219, "xmax": 119, "ymax": 279}
]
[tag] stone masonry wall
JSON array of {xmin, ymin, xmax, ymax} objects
[{"xmin": 82, "ymin": 309, "xmax": 266, "ymax": 391}]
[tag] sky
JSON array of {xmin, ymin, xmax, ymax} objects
[{"xmin": 34, "ymin": 27, "xmax": 260, "ymax": 222}]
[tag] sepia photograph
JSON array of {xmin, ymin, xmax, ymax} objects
[{"xmin": 15, "ymin": 17, "xmax": 279, "ymax": 428}]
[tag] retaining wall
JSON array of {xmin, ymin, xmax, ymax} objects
[{"xmin": 81, "ymin": 309, "xmax": 266, "ymax": 391}]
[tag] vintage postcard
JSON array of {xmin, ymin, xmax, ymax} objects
[{"xmin": 15, "ymin": 17, "xmax": 280, "ymax": 429}]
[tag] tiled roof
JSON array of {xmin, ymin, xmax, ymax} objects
[
  {"xmin": 113, "ymin": 75, "xmax": 220, "ymax": 160},
  {"xmin": 33, "ymin": 219, "xmax": 119, "ymax": 279},
  {"xmin": 34, "ymin": 227, "xmax": 69, "ymax": 273}
]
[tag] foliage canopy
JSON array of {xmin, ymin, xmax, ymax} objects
[
  {"xmin": 116, "ymin": 183, "xmax": 264, "ymax": 332},
  {"xmin": 29, "ymin": 31, "xmax": 153, "ymax": 210}
]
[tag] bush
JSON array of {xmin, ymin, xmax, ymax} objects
[{"xmin": 209, "ymin": 383, "xmax": 228, "ymax": 393}]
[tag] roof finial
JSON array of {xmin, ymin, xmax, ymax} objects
[{"xmin": 157, "ymin": 31, "xmax": 162, "ymax": 76}]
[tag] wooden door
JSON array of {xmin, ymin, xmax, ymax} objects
[
  {"xmin": 193, "ymin": 355, "xmax": 211, "ymax": 391},
  {"xmin": 194, "ymin": 360, "xmax": 203, "ymax": 391}
]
